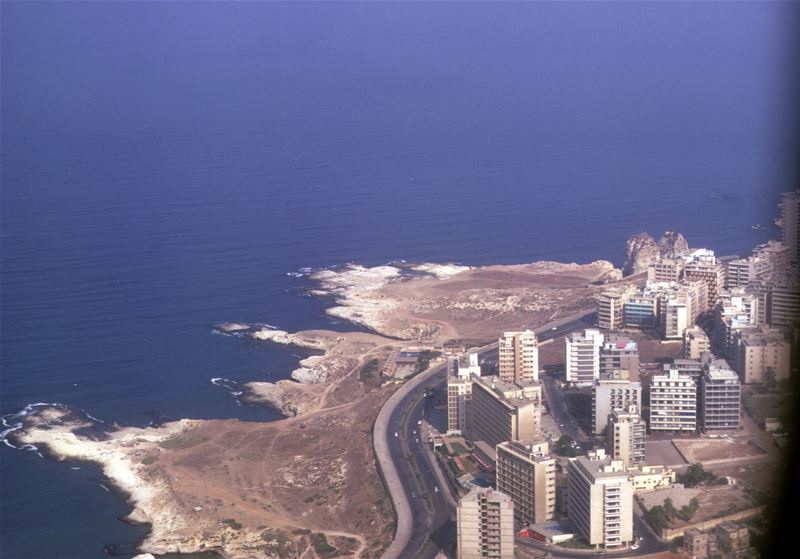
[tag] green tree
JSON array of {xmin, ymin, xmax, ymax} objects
[
  {"xmin": 554, "ymin": 435, "xmax": 577, "ymax": 457},
  {"xmin": 764, "ymin": 367, "xmax": 777, "ymax": 390},
  {"xmin": 646, "ymin": 505, "xmax": 669, "ymax": 533},
  {"xmin": 663, "ymin": 498, "xmax": 677, "ymax": 521}
]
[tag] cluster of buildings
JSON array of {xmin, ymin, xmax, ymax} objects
[
  {"xmin": 598, "ymin": 191, "xmax": 799, "ymax": 388},
  {"xmin": 456, "ymin": 191, "xmax": 799, "ymax": 558},
  {"xmin": 685, "ymin": 521, "xmax": 754, "ymax": 559},
  {"xmin": 453, "ymin": 331, "xmax": 675, "ymax": 556}
]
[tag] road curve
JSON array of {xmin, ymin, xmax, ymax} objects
[{"xmin": 374, "ymin": 309, "xmax": 597, "ymax": 558}]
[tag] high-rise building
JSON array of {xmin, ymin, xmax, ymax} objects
[
  {"xmin": 766, "ymin": 277, "xmax": 800, "ymax": 327},
  {"xmin": 779, "ymin": 190, "xmax": 800, "ymax": 262},
  {"xmin": 597, "ymin": 286, "xmax": 635, "ymax": 330},
  {"xmin": 457, "ymin": 488, "xmax": 515, "ymax": 559},
  {"xmin": 448, "ymin": 353, "xmax": 480, "ymax": 434},
  {"xmin": 567, "ymin": 449, "xmax": 634, "ymax": 549},
  {"xmin": 592, "ymin": 378, "xmax": 642, "ymax": 436},
  {"xmin": 683, "ymin": 249, "xmax": 725, "ymax": 309},
  {"xmin": 712, "ymin": 288, "xmax": 760, "ymax": 356},
  {"xmin": 624, "ymin": 292, "xmax": 658, "ymax": 329},
  {"xmin": 725, "ymin": 256, "xmax": 773, "ymax": 289},
  {"xmin": 731, "ymin": 326, "xmax": 791, "ymax": 384},
  {"xmin": 664, "ymin": 358, "xmax": 704, "ymax": 381},
  {"xmin": 599, "ymin": 335, "xmax": 639, "ymax": 379},
  {"xmin": 649, "ymin": 369, "xmax": 697, "ymax": 433},
  {"xmin": 566, "ymin": 329, "xmax": 604, "ymax": 386},
  {"xmin": 647, "ymin": 258, "xmax": 685, "ymax": 284},
  {"xmin": 469, "ymin": 376, "xmax": 542, "ymax": 448},
  {"xmin": 495, "ymin": 440, "xmax": 556, "ymax": 526},
  {"xmin": 699, "ymin": 362, "xmax": 741, "ymax": 432},
  {"xmin": 498, "ymin": 331, "xmax": 539, "ymax": 383},
  {"xmin": 659, "ymin": 296, "xmax": 690, "ymax": 340},
  {"xmin": 606, "ymin": 405, "xmax": 646, "ymax": 468},
  {"xmin": 683, "ymin": 326, "xmax": 711, "ymax": 359}
]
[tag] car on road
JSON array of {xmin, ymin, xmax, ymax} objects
[
  {"xmin": 551, "ymin": 326, "xmax": 558, "ymax": 330},
  {"xmin": 394, "ymin": 432, "xmax": 398, "ymax": 437}
]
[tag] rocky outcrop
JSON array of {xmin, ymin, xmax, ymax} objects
[
  {"xmin": 622, "ymin": 231, "xmax": 690, "ymax": 276},
  {"xmin": 658, "ymin": 231, "xmax": 690, "ymax": 258}
]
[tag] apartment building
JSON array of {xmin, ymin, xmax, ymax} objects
[
  {"xmin": 683, "ymin": 326, "xmax": 711, "ymax": 359},
  {"xmin": 457, "ymin": 488, "xmax": 515, "ymax": 559},
  {"xmin": 469, "ymin": 376, "xmax": 542, "ymax": 448},
  {"xmin": 495, "ymin": 440, "xmax": 556, "ymax": 526},
  {"xmin": 699, "ymin": 363, "xmax": 741, "ymax": 432},
  {"xmin": 597, "ymin": 286, "xmax": 635, "ymax": 330},
  {"xmin": 606, "ymin": 405, "xmax": 646, "ymax": 468},
  {"xmin": 682, "ymin": 249, "xmax": 724, "ymax": 309},
  {"xmin": 647, "ymin": 258, "xmax": 684, "ymax": 284},
  {"xmin": 731, "ymin": 326, "xmax": 791, "ymax": 384},
  {"xmin": 566, "ymin": 329, "xmax": 604, "ymax": 386},
  {"xmin": 649, "ymin": 369, "xmax": 697, "ymax": 433},
  {"xmin": 498, "ymin": 331, "xmax": 539, "ymax": 383},
  {"xmin": 567, "ymin": 449, "xmax": 633, "ymax": 549},
  {"xmin": 599, "ymin": 335, "xmax": 639, "ymax": 379},
  {"xmin": 623, "ymin": 292, "xmax": 658, "ymax": 329},
  {"xmin": 592, "ymin": 378, "xmax": 642, "ymax": 436},
  {"xmin": 664, "ymin": 358, "xmax": 704, "ymax": 381},
  {"xmin": 779, "ymin": 189, "xmax": 800, "ymax": 262}
]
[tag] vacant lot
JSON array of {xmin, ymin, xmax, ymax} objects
[{"xmin": 673, "ymin": 439, "xmax": 765, "ymax": 463}]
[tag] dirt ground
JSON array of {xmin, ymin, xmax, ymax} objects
[{"xmin": 673, "ymin": 439, "xmax": 766, "ymax": 463}]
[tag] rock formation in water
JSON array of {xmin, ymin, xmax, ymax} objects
[{"xmin": 622, "ymin": 231, "xmax": 689, "ymax": 276}]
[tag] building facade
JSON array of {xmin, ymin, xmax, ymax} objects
[
  {"xmin": 592, "ymin": 378, "xmax": 642, "ymax": 436},
  {"xmin": 606, "ymin": 405, "xmax": 646, "ymax": 468},
  {"xmin": 457, "ymin": 488, "xmax": 515, "ymax": 559},
  {"xmin": 684, "ymin": 326, "xmax": 711, "ymax": 359},
  {"xmin": 732, "ymin": 326, "xmax": 791, "ymax": 384},
  {"xmin": 498, "ymin": 331, "xmax": 539, "ymax": 383},
  {"xmin": 566, "ymin": 450, "xmax": 634, "ymax": 549},
  {"xmin": 699, "ymin": 363, "xmax": 741, "ymax": 431},
  {"xmin": 469, "ymin": 376, "xmax": 542, "ymax": 448},
  {"xmin": 495, "ymin": 440, "xmax": 556, "ymax": 526},
  {"xmin": 566, "ymin": 329, "xmax": 604, "ymax": 386},
  {"xmin": 599, "ymin": 335, "xmax": 639, "ymax": 379},
  {"xmin": 649, "ymin": 369, "xmax": 697, "ymax": 433}
]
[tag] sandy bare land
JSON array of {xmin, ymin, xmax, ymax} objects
[{"xmin": 7, "ymin": 257, "xmax": 635, "ymax": 557}]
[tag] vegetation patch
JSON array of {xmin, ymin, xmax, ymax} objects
[
  {"xmin": 415, "ymin": 350, "xmax": 441, "ymax": 374},
  {"xmin": 141, "ymin": 455, "xmax": 158, "ymax": 465},
  {"xmin": 310, "ymin": 532, "xmax": 341, "ymax": 558},
  {"xmin": 261, "ymin": 528, "xmax": 294, "ymax": 558},
  {"xmin": 553, "ymin": 435, "xmax": 578, "ymax": 457},
  {"xmin": 158, "ymin": 433, "xmax": 209, "ymax": 450},
  {"xmin": 359, "ymin": 358, "xmax": 383, "ymax": 388}
]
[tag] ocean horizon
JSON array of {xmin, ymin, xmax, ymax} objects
[{"xmin": 1, "ymin": 2, "xmax": 795, "ymax": 557}]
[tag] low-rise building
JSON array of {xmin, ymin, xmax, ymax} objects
[
  {"xmin": 715, "ymin": 521, "xmax": 750, "ymax": 553},
  {"xmin": 684, "ymin": 528, "xmax": 710, "ymax": 559},
  {"xmin": 649, "ymin": 369, "xmax": 697, "ymax": 433},
  {"xmin": 457, "ymin": 488, "xmax": 515, "ymax": 559},
  {"xmin": 495, "ymin": 440, "xmax": 556, "ymax": 526},
  {"xmin": 566, "ymin": 449, "xmax": 633, "ymax": 549},
  {"xmin": 627, "ymin": 465, "xmax": 675, "ymax": 492}
]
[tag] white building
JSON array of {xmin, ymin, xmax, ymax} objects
[
  {"xmin": 606, "ymin": 405, "xmax": 646, "ymax": 468},
  {"xmin": 457, "ymin": 488, "xmax": 515, "ymax": 559},
  {"xmin": 650, "ymin": 369, "xmax": 697, "ymax": 433},
  {"xmin": 498, "ymin": 330, "xmax": 539, "ymax": 383},
  {"xmin": 566, "ymin": 329, "xmax": 604, "ymax": 386},
  {"xmin": 447, "ymin": 353, "xmax": 479, "ymax": 435},
  {"xmin": 592, "ymin": 378, "xmax": 641, "ymax": 436},
  {"xmin": 567, "ymin": 449, "xmax": 634, "ymax": 549}
]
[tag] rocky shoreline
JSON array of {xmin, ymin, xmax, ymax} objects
[{"xmin": 4, "ymin": 240, "xmax": 678, "ymax": 558}]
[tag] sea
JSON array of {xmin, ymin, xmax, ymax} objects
[{"xmin": 1, "ymin": 2, "xmax": 795, "ymax": 558}]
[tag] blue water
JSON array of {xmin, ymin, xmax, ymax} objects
[{"xmin": 1, "ymin": 2, "xmax": 795, "ymax": 557}]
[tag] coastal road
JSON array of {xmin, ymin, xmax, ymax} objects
[{"xmin": 375, "ymin": 310, "xmax": 599, "ymax": 559}]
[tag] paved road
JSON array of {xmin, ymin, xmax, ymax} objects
[{"xmin": 375, "ymin": 310, "xmax": 600, "ymax": 558}]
